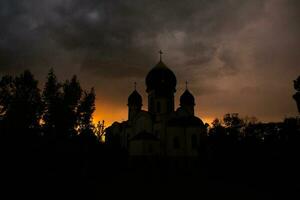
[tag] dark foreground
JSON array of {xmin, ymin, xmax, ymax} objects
[{"xmin": 2, "ymin": 152, "xmax": 300, "ymax": 199}]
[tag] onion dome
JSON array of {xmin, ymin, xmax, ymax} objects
[
  {"xmin": 180, "ymin": 89, "xmax": 195, "ymax": 106},
  {"xmin": 128, "ymin": 90, "xmax": 142, "ymax": 106},
  {"xmin": 146, "ymin": 60, "xmax": 177, "ymax": 93}
]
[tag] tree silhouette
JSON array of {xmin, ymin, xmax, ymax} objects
[
  {"xmin": 77, "ymin": 88, "xmax": 99, "ymax": 150},
  {"xmin": 293, "ymin": 76, "xmax": 300, "ymax": 113},
  {"xmin": 223, "ymin": 113, "xmax": 244, "ymax": 129},
  {"xmin": 42, "ymin": 68, "xmax": 62, "ymax": 140},
  {"xmin": 1, "ymin": 71, "xmax": 43, "ymax": 140},
  {"xmin": 223, "ymin": 113, "xmax": 244, "ymax": 138},
  {"xmin": 95, "ymin": 120, "xmax": 105, "ymax": 142},
  {"xmin": 0, "ymin": 76, "xmax": 13, "ymax": 113},
  {"xmin": 60, "ymin": 75, "xmax": 82, "ymax": 138},
  {"xmin": 78, "ymin": 88, "xmax": 96, "ymax": 135},
  {"xmin": 294, "ymin": 76, "xmax": 300, "ymax": 92},
  {"xmin": 0, "ymin": 75, "xmax": 14, "ymax": 138},
  {"xmin": 209, "ymin": 118, "xmax": 225, "ymax": 137}
]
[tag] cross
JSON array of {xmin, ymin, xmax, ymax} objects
[
  {"xmin": 134, "ymin": 82, "xmax": 137, "ymax": 90},
  {"xmin": 185, "ymin": 81, "xmax": 188, "ymax": 90},
  {"xmin": 159, "ymin": 50, "xmax": 163, "ymax": 61}
]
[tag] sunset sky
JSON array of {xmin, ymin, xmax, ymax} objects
[{"xmin": 0, "ymin": 0, "xmax": 299, "ymax": 126}]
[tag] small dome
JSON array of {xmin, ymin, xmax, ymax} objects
[
  {"xmin": 128, "ymin": 90, "xmax": 142, "ymax": 106},
  {"xmin": 146, "ymin": 60, "xmax": 177, "ymax": 93},
  {"xmin": 180, "ymin": 89, "xmax": 195, "ymax": 106}
]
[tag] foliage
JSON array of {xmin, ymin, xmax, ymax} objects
[
  {"xmin": 42, "ymin": 68, "xmax": 62, "ymax": 138},
  {"xmin": 1, "ymin": 69, "xmax": 99, "ymax": 143},
  {"xmin": 0, "ymin": 75, "xmax": 13, "ymax": 117},
  {"xmin": 294, "ymin": 76, "xmax": 300, "ymax": 92},
  {"xmin": 223, "ymin": 113, "xmax": 244, "ymax": 129},
  {"xmin": 0, "ymin": 71, "xmax": 43, "ymax": 135},
  {"xmin": 78, "ymin": 88, "xmax": 96, "ymax": 133},
  {"xmin": 60, "ymin": 75, "xmax": 82, "ymax": 136}
]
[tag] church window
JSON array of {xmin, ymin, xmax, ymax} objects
[
  {"xmin": 157, "ymin": 101, "xmax": 161, "ymax": 113},
  {"xmin": 191, "ymin": 134, "xmax": 197, "ymax": 149},
  {"xmin": 173, "ymin": 137, "xmax": 180, "ymax": 149}
]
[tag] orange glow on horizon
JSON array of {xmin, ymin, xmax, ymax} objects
[
  {"xmin": 93, "ymin": 101, "xmax": 128, "ymax": 127},
  {"xmin": 93, "ymin": 101, "xmax": 215, "ymax": 128}
]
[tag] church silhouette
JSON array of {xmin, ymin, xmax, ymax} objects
[{"xmin": 106, "ymin": 52, "xmax": 206, "ymax": 163}]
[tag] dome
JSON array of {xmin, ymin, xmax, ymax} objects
[
  {"xmin": 128, "ymin": 90, "xmax": 142, "ymax": 106},
  {"xmin": 146, "ymin": 60, "xmax": 177, "ymax": 93},
  {"xmin": 180, "ymin": 89, "xmax": 195, "ymax": 106}
]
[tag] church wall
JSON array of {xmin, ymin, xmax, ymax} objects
[
  {"xmin": 123, "ymin": 127, "xmax": 132, "ymax": 148},
  {"xmin": 165, "ymin": 127, "xmax": 186, "ymax": 157},
  {"xmin": 153, "ymin": 121, "xmax": 168, "ymax": 156},
  {"xmin": 129, "ymin": 140, "xmax": 160, "ymax": 156},
  {"xmin": 105, "ymin": 123, "xmax": 122, "ymax": 147},
  {"xmin": 165, "ymin": 126, "xmax": 202, "ymax": 157},
  {"xmin": 133, "ymin": 113, "xmax": 153, "ymax": 136},
  {"xmin": 185, "ymin": 127, "xmax": 202, "ymax": 156},
  {"xmin": 153, "ymin": 123, "xmax": 162, "ymax": 138}
]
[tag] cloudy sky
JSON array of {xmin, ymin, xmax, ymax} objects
[{"xmin": 0, "ymin": 0, "xmax": 299, "ymax": 125}]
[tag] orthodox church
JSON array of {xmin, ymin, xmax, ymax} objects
[{"xmin": 106, "ymin": 52, "xmax": 206, "ymax": 158}]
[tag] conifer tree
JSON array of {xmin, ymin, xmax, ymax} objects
[
  {"xmin": 42, "ymin": 68, "xmax": 62, "ymax": 139},
  {"xmin": 1, "ymin": 70, "xmax": 43, "ymax": 139}
]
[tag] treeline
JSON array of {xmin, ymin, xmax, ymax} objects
[
  {"xmin": 199, "ymin": 113, "xmax": 300, "ymax": 181},
  {"xmin": 0, "ymin": 69, "xmax": 107, "ymax": 183},
  {"xmin": 0, "ymin": 69, "xmax": 102, "ymax": 142}
]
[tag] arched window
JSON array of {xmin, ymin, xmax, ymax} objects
[
  {"xmin": 157, "ymin": 101, "xmax": 161, "ymax": 113},
  {"xmin": 173, "ymin": 136, "xmax": 180, "ymax": 149},
  {"xmin": 191, "ymin": 134, "xmax": 197, "ymax": 149}
]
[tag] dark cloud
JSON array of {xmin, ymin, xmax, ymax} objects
[
  {"xmin": 0, "ymin": 0, "xmax": 264, "ymax": 73},
  {"xmin": 0, "ymin": 0, "xmax": 299, "ymax": 123}
]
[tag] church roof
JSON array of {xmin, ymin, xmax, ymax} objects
[
  {"xmin": 145, "ymin": 60, "xmax": 177, "ymax": 93},
  {"xmin": 168, "ymin": 115, "xmax": 204, "ymax": 127}
]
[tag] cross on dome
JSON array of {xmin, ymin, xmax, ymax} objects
[{"xmin": 159, "ymin": 50, "xmax": 163, "ymax": 61}]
